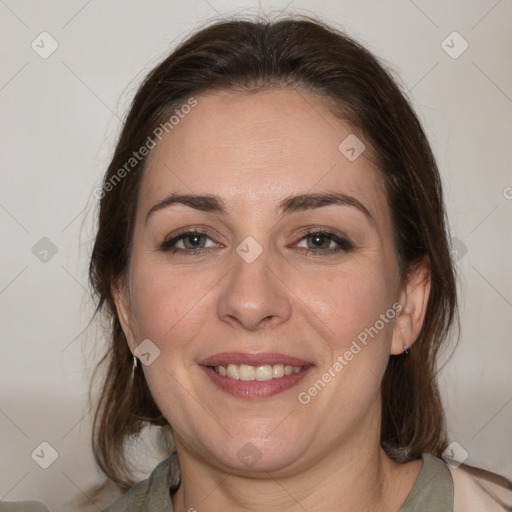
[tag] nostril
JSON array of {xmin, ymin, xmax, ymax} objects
[{"xmin": 256, "ymin": 315, "xmax": 275, "ymax": 329}]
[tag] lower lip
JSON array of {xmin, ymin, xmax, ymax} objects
[{"xmin": 200, "ymin": 365, "xmax": 313, "ymax": 399}]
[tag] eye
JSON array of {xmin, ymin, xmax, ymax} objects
[
  {"xmin": 160, "ymin": 228, "xmax": 353, "ymax": 256},
  {"xmin": 160, "ymin": 229, "xmax": 220, "ymax": 254},
  {"xmin": 294, "ymin": 229, "xmax": 353, "ymax": 256}
]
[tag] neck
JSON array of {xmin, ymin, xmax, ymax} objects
[{"xmin": 171, "ymin": 430, "xmax": 417, "ymax": 512}]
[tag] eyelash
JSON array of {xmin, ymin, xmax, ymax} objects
[{"xmin": 160, "ymin": 228, "xmax": 354, "ymax": 257}]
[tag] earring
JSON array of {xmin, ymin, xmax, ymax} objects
[
  {"xmin": 403, "ymin": 345, "xmax": 412, "ymax": 355},
  {"xmin": 131, "ymin": 355, "xmax": 138, "ymax": 377}
]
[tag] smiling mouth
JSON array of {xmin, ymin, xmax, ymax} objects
[
  {"xmin": 199, "ymin": 352, "xmax": 313, "ymax": 399},
  {"xmin": 211, "ymin": 363, "xmax": 303, "ymax": 381}
]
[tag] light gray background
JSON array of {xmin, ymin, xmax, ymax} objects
[{"xmin": 1, "ymin": 1, "xmax": 511, "ymax": 510}]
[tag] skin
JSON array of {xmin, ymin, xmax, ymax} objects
[{"xmin": 114, "ymin": 87, "xmax": 431, "ymax": 512}]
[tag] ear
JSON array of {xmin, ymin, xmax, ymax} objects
[
  {"xmin": 111, "ymin": 276, "xmax": 138, "ymax": 354},
  {"xmin": 391, "ymin": 256, "xmax": 431, "ymax": 355}
]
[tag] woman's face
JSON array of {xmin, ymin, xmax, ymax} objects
[{"xmin": 115, "ymin": 88, "xmax": 428, "ymax": 474}]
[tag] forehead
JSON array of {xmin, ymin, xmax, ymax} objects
[{"xmin": 140, "ymin": 88, "xmax": 387, "ymax": 221}]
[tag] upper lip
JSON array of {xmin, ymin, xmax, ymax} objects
[{"xmin": 199, "ymin": 352, "xmax": 312, "ymax": 367}]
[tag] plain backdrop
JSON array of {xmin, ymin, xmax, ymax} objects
[{"xmin": 1, "ymin": 0, "xmax": 511, "ymax": 510}]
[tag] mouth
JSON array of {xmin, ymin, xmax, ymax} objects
[{"xmin": 199, "ymin": 352, "xmax": 313, "ymax": 399}]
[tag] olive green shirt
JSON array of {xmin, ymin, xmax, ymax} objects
[
  {"xmin": 0, "ymin": 502, "xmax": 50, "ymax": 512},
  {"xmin": 104, "ymin": 452, "xmax": 454, "ymax": 511}
]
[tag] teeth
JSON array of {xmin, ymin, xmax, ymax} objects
[
  {"xmin": 273, "ymin": 364, "xmax": 284, "ymax": 378},
  {"xmin": 239, "ymin": 364, "xmax": 255, "ymax": 381},
  {"xmin": 214, "ymin": 363, "xmax": 303, "ymax": 381},
  {"xmin": 226, "ymin": 364, "xmax": 239, "ymax": 380}
]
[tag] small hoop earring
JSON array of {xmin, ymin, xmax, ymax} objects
[
  {"xmin": 131, "ymin": 355, "xmax": 138, "ymax": 376},
  {"xmin": 403, "ymin": 345, "xmax": 412, "ymax": 355}
]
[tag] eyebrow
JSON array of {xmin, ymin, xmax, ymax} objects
[{"xmin": 144, "ymin": 192, "xmax": 374, "ymax": 226}]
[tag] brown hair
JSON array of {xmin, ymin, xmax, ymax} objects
[{"xmin": 90, "ymin": 15, "xmax": 458, "ymax": 491}]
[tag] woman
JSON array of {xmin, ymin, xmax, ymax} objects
[{"xmin": 89, "ymin": 15, "xmax": 512, "ymax": 511}]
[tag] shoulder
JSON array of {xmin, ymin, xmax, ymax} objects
[
  {"xmin": 399, "ymin": 454, "xmax": 511, "ymax": 512},
  {"xmin": 104, "ymin": 454, "xmax": 179, "ymax": 512},
  {"xmin": 0, "ymin": 502, "xmax": 50, "ymax": 512},
  {"xmin": 103, "ymin": 476, "xmax": 153, "ymax": 512},
  {"xmin": 398, "ymin": 453, "xmax": 453, "ymax": 511},
  {"xmin": 448, "ymin": 463, "xmax": 512, "ymax": 512}
]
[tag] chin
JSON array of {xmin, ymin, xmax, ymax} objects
[{"xmin": 200, "ymin": 428, "xmax": 308, "ymax": 475}]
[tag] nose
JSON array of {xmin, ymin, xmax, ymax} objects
[{"xmin": 216, "ymin": 249, "xmax": 292, "ymax": 331}]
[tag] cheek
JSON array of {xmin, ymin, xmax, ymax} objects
[
  {"xmin": 296, "ymin": 261, "xmax": 395, "ymax": 351},
  {"xmin": 128, "ymin": 257, "xmax": 216, "ymax": 346},
  {"xmin": 127, "ymin": 258, "xmax": 216, "ymax": 421},
  {"xmin": 293, "ymin": 264, "xmax": 397, "ymax": 417}
]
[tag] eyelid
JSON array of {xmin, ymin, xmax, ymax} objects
[{"xmin": 293, "ymin": 225, "xmax": 349, "ymax": 240}]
